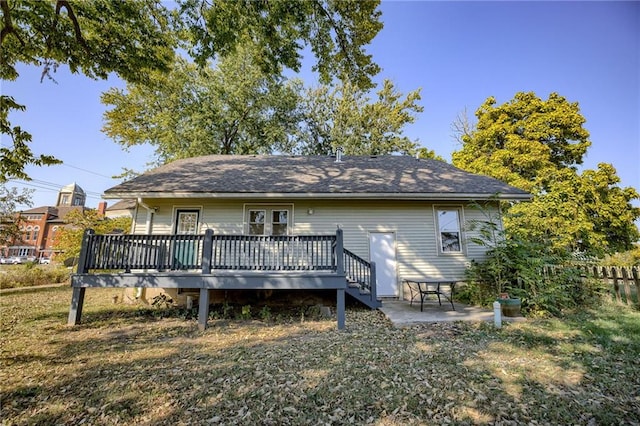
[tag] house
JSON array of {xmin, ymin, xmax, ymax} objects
[
  {"xmin": 3, "ymin": 183, "xmax": 89, "ymax": 260},
  {"xmin": 68, "ymin": 155, "xmax": 530, "ymax": 329},
  {"xmin": 104, "ymin": 199, "xmax": 136, "ymax": 220}
]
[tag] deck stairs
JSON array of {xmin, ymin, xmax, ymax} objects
[{"xmin": 343, "ymin": 249, "xmax": 382, "ymax": 309}]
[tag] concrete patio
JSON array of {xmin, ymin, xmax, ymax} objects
[{"xmin": 379, "ymin": 299, "xmax": 525, "ymax": 327}]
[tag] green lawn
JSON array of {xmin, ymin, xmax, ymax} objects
[{"xmin": 1, "ymin": 287, "xmax": 639, "ymax": 425}]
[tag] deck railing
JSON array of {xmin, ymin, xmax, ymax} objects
[
  {"xmin": 344, "ymin": 248, "xmax": 373, "ymax": 293},
  {"xmin": 211, "ymin": 234, "xmax": 336, "ymax": 270},
  {"xmin": 79, "ymin": 230, "xmax": 340, "ymax": 273},
  {"xmin": 83, "ymin": 233, "xmax": 205, "ymax": 271}
]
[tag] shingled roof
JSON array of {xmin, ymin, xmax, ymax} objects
[{"xmin": 103, "ymin": 155, "xmax": 531, "ymax": 201}]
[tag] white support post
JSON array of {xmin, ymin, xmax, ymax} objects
[{"xmin": 493, "ymin": 300, "xmax": 502, "ymax": 328}]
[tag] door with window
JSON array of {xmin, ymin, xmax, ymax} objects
[{"xmin": 174, "ymin": 209, "xmax": 199, "ymax": 269}]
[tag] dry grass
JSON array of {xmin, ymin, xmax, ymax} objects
[{"xmin": 1, "ymin": 287, "xmax": 639, "ymax": 425}]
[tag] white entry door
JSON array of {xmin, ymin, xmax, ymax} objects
[{"xmin": 369, "ymin": 233, "xmax": 398, "ymax": 297}]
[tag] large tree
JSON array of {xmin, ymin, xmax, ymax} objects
[
  {"xmin": 452, "ymin": 92, "xmax": 591, "ymax": 193},
  {"xmin": 506, "ymin": 165, "xmax": 640, "ymax": 254},
  {"xmin": 102, "ymin": 45, "xmax": 302, "ymax": 165},
  {"xmin": 1, "ymin": 0, "xmax": 383, "ymax": 179},
  {"xmin": 179, "ymin": 0, "xmax": 382, "ymax": 90},
  {"xmin": 103, "ymin": 61, "xmax": 433, "ymax": 162},
  {"xmin": 294, "ymin": 80, "xmax": 429, "ymax": 157},
  {"xmin": 453, "ymin": 92, "xmax": 639, "ymax": 255},
  {"xmin": 1, "ymin": 0, "xmax": 177, "ymax": 180}
]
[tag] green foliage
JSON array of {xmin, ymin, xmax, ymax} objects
[
  {"xmin": 103, "ymin": 53, "xmax": 431, "ymax": 163},
  {"xmin": 452, "ymin": 92, "xmax": 591, "ymax": 193},
  {"xmin": 1, "ymin": 0, "xmax": 176, "ymax": 83},
  {"xmin": 453, "ymin": 92, "xmax": 640, "ymax": 256},
  {"xmin": 102, "ymin": 47, "xmax": 302, "ymax": 164},
  {"xmin": 53, "ymin": 209, "xmax": 132, "ymax": 264},
  {"xmin": 1, "ymin": 0, "xmax": 176, "ymax": 181},
  {"xmin": 0, "ymin": 184, "xmax": 33, "ymax": 246},
  {"xmin": 258, "ymin": 305, "xmax": 272, "ymax": 322},
  {"xmin": 2, "ymin": 0, "xmax": 383, "ymax": 180},
  {"xmin": 507, "ymin": 165, "xmax": 640, "ymax": 255},
  {"xmin": 294, "ymin": 79, "xmax": 427, "ymax": 157},
  {"xmin": 463, "ymin": 202, "xmax": 606, "ymax": 316},
  {"xmin": 240, "ymin": 304, "xmax": 252, "ymax": 320},
  {"xmin": 602, "ymin": 247, "xmax": 640, "ymax": 266},
  {"xmin": 179, "ymin": 0, "xmax": 382, "ymax": 90}
]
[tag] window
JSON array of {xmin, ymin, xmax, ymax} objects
[
  {"xmin": 176, "ymin": 210, "xmax": 199, "ymax": 234},
  {"xmin": 246, "ymin": 205, "xmax": 291, "ymax": 236},
  {"xmin": 437, "ymin": 209, "xmax": 462, "ymax": 253},
  {"xmin": 248, "ymin": 210, "xmax": 266, "ymax": 235},
  {"xmin": 32, "ymin": 226, "xmax": 40, "ymax": 242},
  {"xmin": 26, "ymin": 226, "xmax": 33, "ymax": 241},
  {"xmin": 271, "ymin": 210, "xmax": 288, "ymax": 236}
]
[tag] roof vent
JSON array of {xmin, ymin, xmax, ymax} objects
[{"xmin": 335, "ymin": 147, "xmax": 343, "ymax": 163}]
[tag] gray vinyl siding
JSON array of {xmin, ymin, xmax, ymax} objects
[{"xmin": 132, "ymin": 198, "xmax": 500, "ymax": 286}]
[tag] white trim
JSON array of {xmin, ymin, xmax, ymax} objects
[
  {"xmin": 243, "ymin": 203, "xmax": 294, "ymax": 235},
  {"xmin": 433, "ymin": 205, "xmax": 466, "ymax": 256}
]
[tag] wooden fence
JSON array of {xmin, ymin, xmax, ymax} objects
[{"xmin": 544, "ymin": 265, "xmax": 640, "ymax": 309}]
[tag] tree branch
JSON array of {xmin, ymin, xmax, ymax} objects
[
  {"xmin": 311, "ymin": 0, "xmax": 354, "ymax": 72},
  {"xmin": 0, "ymin": 0, "xmax": 25, "ymax": 47},
  {"xmin": 54, "ymin": 0, "xmax": 88, "ymax": 50}
]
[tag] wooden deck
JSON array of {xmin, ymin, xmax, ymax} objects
[{"xmin": 68, "ymin": 229, "xmax": 378, "ymax": 330}]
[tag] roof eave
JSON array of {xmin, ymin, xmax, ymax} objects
[{"xmin": 103, "ymin": 191, "xmax": 532, "ymax": 201}]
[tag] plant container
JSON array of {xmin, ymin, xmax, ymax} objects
[{"xmin": 497, "ymin": 297, "xmax": 521, "ymax": 317}]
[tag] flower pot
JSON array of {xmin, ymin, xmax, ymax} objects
[{"xmin": 497, "ymin": 297, "xmax": 521, "ymax": 317}]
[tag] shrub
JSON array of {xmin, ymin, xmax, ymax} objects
[
  {"xmin": 0, "ymin": 265, "xmax": 71, "ymax": 289},
  {"xmin": 464, "ymin": 202, "xmax": 605, "ymax": 316}
]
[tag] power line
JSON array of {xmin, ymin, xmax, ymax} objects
[
  {"xmin": 61, "ymin": 163, "xmax": 113, "ymax": 179},
  {"xmin": 8, "ymin": 179, "xmax": 104, "ymax": 200}
]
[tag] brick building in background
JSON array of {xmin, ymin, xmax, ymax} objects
[{"xmin": 2, "ymin": 183, "xmax": 105, "ymax": 260}]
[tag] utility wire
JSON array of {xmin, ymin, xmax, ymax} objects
[{"xmin": 8, "ymin": 179, "xmax": 104, "ymax": 200}]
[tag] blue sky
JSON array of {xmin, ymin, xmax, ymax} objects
[{"xmin": 3, "ymin": 1, "xmax": 639, "ymax": 210}]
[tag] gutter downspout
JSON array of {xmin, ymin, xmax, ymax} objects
[{"xmin": 136, "ymin": 198, "xmax": 157, "ymax": 299}]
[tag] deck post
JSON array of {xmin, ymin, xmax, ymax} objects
[
  {"xmin": 67, "ymin": 229, "xmax": 93, "ymax": 326},
  {"xmin": 197, "ymin": 229, "xmax": 214, "ymax": 330},
  {"xmin": 335, "ymin": 228, "xmax": 345, "ymax": 329},
  {"xmin": 337, "ymin": 288, "xmax": 345, "ymax": 330},
  {"xmin": 369, "ymin": 261, "xmax": 377, "ymax": 304},
  {"xmin": 202, "ymin": 229, "xmax": 213, "ymax": 274},
  {"xmin": 335, "ymin": 228, "xmax": 344, "ymax": 275},
  {"xmin": 68, "ymin": 287, "xmax": 86, "ymax": 326},
  {"xmin": 198, "ymin": 288, "xmax": 210, "ymax": 331}
]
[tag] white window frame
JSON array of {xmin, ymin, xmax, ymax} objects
[
  {"xmin": 244, "ymin": 204, "xmax": 293, "ymax": 236},
  {"xmin": 248, "ymin": 209, "xmax": 267, "ymax": 235},
  {"xmin": 434, "ymin": 206, "xmax": 465, "ymax": 254},
  {"xmin": 174, "ymin": 208, "xmax": 201, "ymax": 235}
]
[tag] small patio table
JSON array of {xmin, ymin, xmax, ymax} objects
[{"xmin": 403, "ymin": 279, "xmax": 456, "ymax": 311}]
